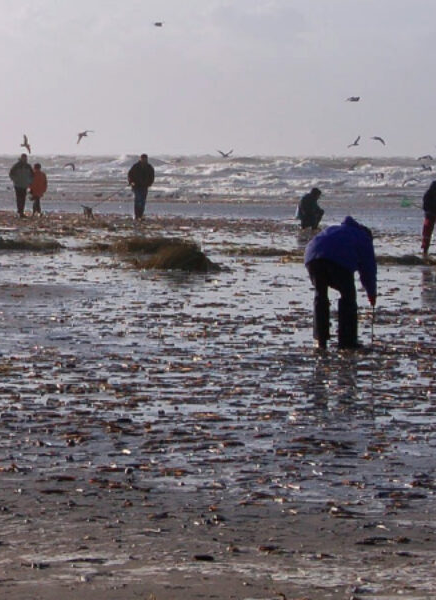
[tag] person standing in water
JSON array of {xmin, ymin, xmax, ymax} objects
[
  {"xmin": 421, "ymin": 181, "xmax": 436, "ymax": 255},
  {"xmin": 297, "ymin": 187, "xmax": 324, "ymax": 230},
  {"xmin": 9, "ymin": 154, "xmax": 34, "ymax": 218},
  {"xmin": 29, "ymin": 163, "xmax": 48, "ymax": 216},
  {"xmin": 304, "ymin": 216, "xmax": 377, "ymax": 350},
  {"xmin": 127, "ymin": 154, "xmax": 155, "ymax": 220}
]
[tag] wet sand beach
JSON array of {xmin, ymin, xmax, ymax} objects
[{"xmin": 0, "ymin": 207, "xmax": 435, "ymax": 599}]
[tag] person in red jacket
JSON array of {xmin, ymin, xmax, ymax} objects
[
  {"xmin": 421, "ymin": 181, "xmax": 436, "ymax": 255},
  {"xmin": 29, "ymin": 163, "xmax": 48, "ymax": 215}
]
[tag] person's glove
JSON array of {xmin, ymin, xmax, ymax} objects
[{"xmin": 368, "ymin": 295, "xmax": 376, "ymax": 307}]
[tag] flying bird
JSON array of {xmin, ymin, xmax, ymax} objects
[
  {"xmin": 371, "ymin": 136, "xmax": 386, "ymax": 146},
  {"xmin": 154, "ymin": 21, "xmax": 164, "ymax": 27},
  {"xmin": 64, "ymin": 162, "xmax": 76, "ymax": 171},
  {"xmin": 402, "ymin": 177, "xmax": 419, "ymax": 186},
  {"xmin": 346, "ymin": 96, "xmax": 360, "ymax": 102},
  {"xmin": 21, "ymin": 134, "xmax": 31, "ymax": 153},
  {"xmin": 347, "ymin": 136, "xmax": 360, "ymax": 148},
  {"xmin": 77, "ymin": 130, "xmax": 94, "ymax": 144},
  {"xmin": 217, "ymin": 149, "xmax": 233, "ymax": 158},
  {"xmin": 418, "ymin": 155, "xmax": 433, "ymax": 161}
]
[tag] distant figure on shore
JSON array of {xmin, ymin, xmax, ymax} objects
[
  {"xmin": 9, "ymin": 154, "xmax": 34, "ymax": 218},
  {"xmin": 296, "ymin": 187, "xmax": 324, "ymax": 230},
  {"xmin": 304, "ymin": 216, "xmax": 377, "ymax": 350},
  {"xmin": 127, "ymin": 154, "xmax": 155, "ymax": 220},
  {"xmin": 29, "ymin": 163, "xmax": 48, "ymax": 216},
  {"xmin": 421, "ymin": 181, "xmax": 436, "ymax": 255}
]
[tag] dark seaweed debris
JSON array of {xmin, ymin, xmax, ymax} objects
[
  {"xmin": 101, "ymin": 235, "xmax": 221, "ymax": 272},
  {"xmin": 0, "ymin": 236, "xmax": 62, "ymax": 251},
  {"xmin": 134, "ymin": 241, "xmax": 221, "ymax": 272}
]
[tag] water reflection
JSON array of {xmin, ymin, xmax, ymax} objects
[
  {"xmin": 421, "ymin": 268, "xmax": 436, "ymax": 308},
  {"xmin": 304, "ymin": 355, "xmax": 360, "ymax": 410}
]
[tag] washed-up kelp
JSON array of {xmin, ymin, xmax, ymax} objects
[
  {"xmin": 222, "ymin": 245, "xmax": 294, "ymax": 257},
  {"xmin": 135, "ymin": 240, "xmax": 221, "ymax": 272},
  {"xmin": 110, "ymin": 236, "xmax": 183, "ymax": 254},
  {"xmin": 377, "ymin": 254, "xmax": 436, "ymax": 266},
  {"xmin": 0, "ymin": 236, "xmax": 62, "ymax": 251},
  {"xmin": 107, "ymin": 235, "xmax": 221, "ymax": 272}
]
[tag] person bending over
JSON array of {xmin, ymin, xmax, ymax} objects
[
  {"xmin": 304, "ymin": 216, "xmax": 377, "ymax": 350},
  {"xmin": 421, "ymin": 180, "xmax": 436, "ymax": 255},
  {"xmin": 297, "ymin": 187, "xmax": 324, "ymax": 230}
]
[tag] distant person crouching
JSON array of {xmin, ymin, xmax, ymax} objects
[
  {"xmin": 304, "ymin": 216, "xmax": 377, "ymax": 350},
  {"xmin": 421, "ymin": 181, "xmax": 436, "ymax": 255},
  {"xmin": 9, "ymin": 154, "xmax": 34, "ymax": 218},
  {"xmin": 29, "ymin": 163, "xmax": 48, "ymax": 215},
  {"xmin": 127, "ymin": 154, "xmax": 155, "ymax": 220},
  {"xmin": 297, "ymin": 187, "xmax": 324, "ymax": 229}
]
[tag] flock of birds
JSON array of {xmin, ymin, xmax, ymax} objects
[
  {"xmin": 18, "ymin": 131, "xmax": 95, "ymax": 172},
  {"xmin": 345, "ymin": 96, "xmax": 386, "ymax": 148},
  {"xmin": 20, "ymin": 130, "xmax": 94, "ymax": 156}
]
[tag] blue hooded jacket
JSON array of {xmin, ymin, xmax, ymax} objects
[{"xmin": 304, "ymin": 216, "xmax": 377, "ymax": 298}]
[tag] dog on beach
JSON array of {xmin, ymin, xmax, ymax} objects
[{"xmin": 81, "ymin": 205, "xmax": 94, "ymax": 219}]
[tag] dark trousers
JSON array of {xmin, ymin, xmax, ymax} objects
[
  {"xmin": 133, "ymin": 187, "xmax": 148, "ymax": 219},
  {"xmin": 301, "ymin": 209, "xmax": 324, "ymax": 229},
  {"xmin": 307, "ymin": 258, "xmax": 358, "ymax": 348},
  {"xmin": 32, "ymin": 195, "xmax": 41, "ymax": 215},
  {"xmin": 422, "ymin": 213, "xmax": 436, "ymax": 252},
  {"xmin": 14, "ymin": 187, "xmax": 27, "ymax": 216}
]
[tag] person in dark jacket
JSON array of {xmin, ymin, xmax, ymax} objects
[
  {"xmin": 421, "ymin": 181, "xmax": 436, "ymax": 255},
  {"xmin": 9, "ymin": 154, "xmax": 34, "ymax": 218},
  {"xmin": 304, "ymin": 216, "xmax": 377, "ymax": 350},
  {"xmin": 297, "ymin": 187, "xmax": 324, "ymax": 229},
  {"xmin": 127, "ymin": 154, "xmax": 155, "ymax": 220}
]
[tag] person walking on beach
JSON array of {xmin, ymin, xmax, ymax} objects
[
  {"xmin": 421, "ymin": 181, "xmax": 436, "ymax": 255},
  {"xmin": 127, "ymin": 154, "xmax": 155, "ymax": 220},
  {"xmin": 297, "ymin": 187, "xmax": 324, "ymax": 230},
  {"xmin": 304, "ymin": 216, "xmax": 377, "ymax": 350},
  {"xmin": 9, "ymin": 154, "xmax": 34, "ymax": 218},
  {"xmin": 29, "ymin": 163, "xmax": 47, "ymax": 216}
]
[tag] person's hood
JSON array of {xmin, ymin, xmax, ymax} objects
[{"xmin": 341, "ymin": 215, "xmax": 360, "ymax": 228}]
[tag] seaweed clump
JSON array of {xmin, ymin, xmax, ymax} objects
[
  {"xmin": 0, "ymin": 236, "xmax": 62, "ymax": 252},
  {"xmin": 112, "ymin": 236, "xmax": 221, "ymax": 272}
]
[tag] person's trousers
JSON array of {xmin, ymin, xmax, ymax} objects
[
  {"xmin": 32, "ymin": 195, "xmax": 41, "ymax": 214},
  {"xmin": 133, "ymin": 187, "xmax": 148, "ymax": 219},
  {"xmin": 301, "ymin": 209, "xmax": 324, "ymax": 230},
  {"xmin": 422, "ymin": 213, "xmax": 436, "ymax": 252},
  {"xmin": 14, "ymin": 187, "xmax": 27, "ymax": 216},
  {"xmin": 306, "ymin": 258, "xmax": 358, "ymax": 348}
]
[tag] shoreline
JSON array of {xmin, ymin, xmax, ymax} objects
[{"xmin": 0, "ymin": 211, "xmax": 434, "ymax": 598}]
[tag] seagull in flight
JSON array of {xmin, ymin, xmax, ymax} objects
[
  {"xmin": 217, "ymin": 149, "xmax": 233, "ymax": 158},
  {"xmin": 371, "ymin": 136, "xmax": 386, "ymax": 146},
  {"xmin": 21, "ymin": 134, "xmax": 31, "ymax": 154},
  {"xmin": 347, "ymin": 136, "xmax": 360, "ymax": 148},
  {"xmin": 64, "ymin": 162, "xmax": 76, "ymax": 171},
  {"xmin": 77, "ymin": 130, "xmax": 94, "ymax": 144},
  {"xmin": 402, "ymin": 177, "xmax": 419, "ymax": 187},
  {"xmin": 346, "ymin": 96, "xmax": 360, "ymax": 102},
  {"xmin": 154, "ymin": 21, "xmax": 164, "ymax": 27}
]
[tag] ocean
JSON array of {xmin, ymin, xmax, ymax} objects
[{"xmin": 0, "ymin": 154, "xmax": 430, "ymax": 234}]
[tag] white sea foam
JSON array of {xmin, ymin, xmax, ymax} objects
[{"xmin": 0, "ymin": 154, "xmax": 432, "ymax": 202}]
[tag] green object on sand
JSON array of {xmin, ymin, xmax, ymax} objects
[{"xmin": 400, "ymin": 197, "xmax": 412, "ymax": 207}]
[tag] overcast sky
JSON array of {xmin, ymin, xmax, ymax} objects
[{"xmin": 1, "ymin": 0, "xmax": 434, "ymax": 157}]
